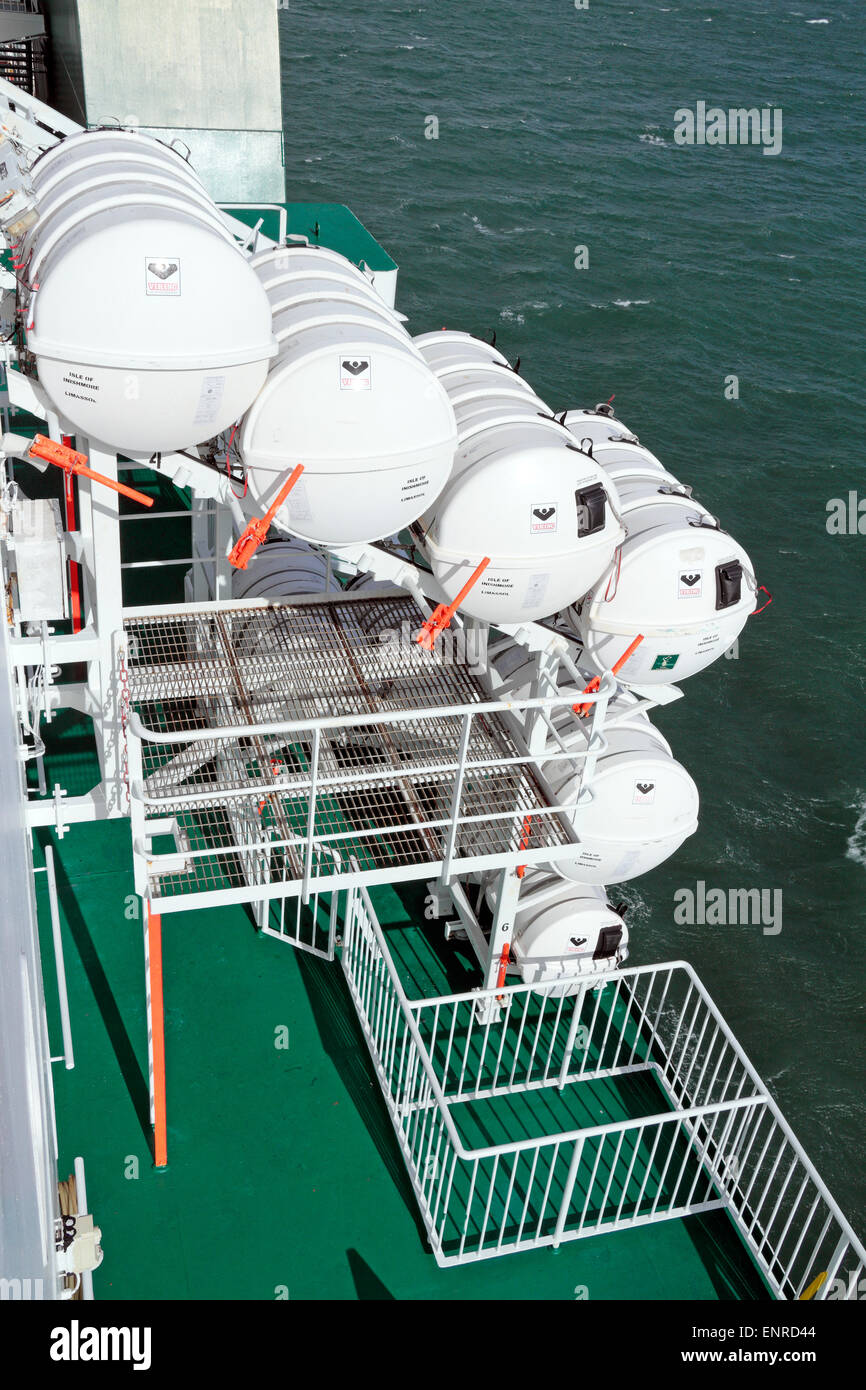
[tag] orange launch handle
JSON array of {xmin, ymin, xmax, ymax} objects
[
  {"xmin": 417, "ymin": 556, "xmax": 491, "ymax": 650},
  {"xmin": 29, "ymin": 435, "xmax": 154, "ymax": 508},
  {"xmin": 515, "ymin": 814, "xmax": 533, "ymax": 880},
  {"xmin": 573, "ymin": 633, "xmax": 644, "ymax": 717},
  {"xmin": 496, "ymin": 942, "xmax": 511, "ymax": 994},
  {"xmin": 228, "ymin": 464, "xmax": 305, "ymax": 571}
]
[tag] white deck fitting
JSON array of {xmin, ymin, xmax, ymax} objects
[{"xmin": 121, "ymin": 594, "xmax": 614, "ymax": 910}]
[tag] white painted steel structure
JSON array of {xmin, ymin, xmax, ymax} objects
[{"xmin": 119, "ymin": 593, "xmax": 617, "ymax": 912}]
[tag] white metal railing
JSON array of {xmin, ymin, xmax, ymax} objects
[
  {"xmin": 39, "ymin": 845, "xmax": 74, "ymax": 1069},
  {"xmin": 338, "ymin": 886, "xmax": 866, "ymax": 1288},
  {"xmin": 257, "ymin": 845, "xmax": 342, "ymax": 958},
  {"xmin": 124, "ymin": 646, "xmax": 617, "ymax": 911}
]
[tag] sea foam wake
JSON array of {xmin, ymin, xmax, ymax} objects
[{"xmin": 845, "ymin": 795, "xmax": 866, "ymax": 867}]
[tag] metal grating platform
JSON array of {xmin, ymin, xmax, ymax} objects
[{"xmin": 123, "ymin": 596, "xmax": 574, "ymax": 906}]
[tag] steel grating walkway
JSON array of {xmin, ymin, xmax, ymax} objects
[{"xmin": 123, "ymin": 595, "xmax": 573, "ymax": 904}]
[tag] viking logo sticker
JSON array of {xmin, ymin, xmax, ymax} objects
[
  {"xmin": 340, "ymin": 357, "xmax": 372, "ymax": 390},
  {"xmin": 145, "ymin": 258, "xmax": 181, "ymax": 296},
  {"xmin": 633, "ymin": 781, "xmax": 656, "ymax": 804},
  {"xmin": 678, "ymin": 569, "xmax": 703, "ymax": 599},
  {"xmin": 530, "ymin": 504, "xmax": 558, "ymax": 534}
]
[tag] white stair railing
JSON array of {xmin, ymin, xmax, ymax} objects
[{"xmin": 339, "ymin": 886, "xmax": 866, "ymax": 1288}]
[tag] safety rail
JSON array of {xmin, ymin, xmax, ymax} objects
[
  {"xmin": 126, "ymin": 698, "xmax": 607, "ymax": 909},
  {"xmin": 339, "ymin": 884, "xmax": 866, "ymax": 1289},
  {"xmin": 120, "ymin": 598, "xmax": 618, "ymax": 910}
]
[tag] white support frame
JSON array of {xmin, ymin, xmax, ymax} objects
[{"xmin": 120, "ymin": 596, "xmax": 620, "ymax": 914}]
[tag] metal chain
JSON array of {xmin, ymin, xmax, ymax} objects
[{"xmin": 118, "ymin": 646, "xmax": 131, "ymax": 797}]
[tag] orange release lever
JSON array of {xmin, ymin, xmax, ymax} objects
[
  {"xmin": 573, "ymin": 633, "xmax": 644, "ymax": 717},
  {"xmin": 417, "ymin": 555, "xmax": 491, "ymax": 650},
  {"xmin": 495, "ymin": 941, "xmax": 512, "ymax": 1001},
  {"xmin": 228, "ymin": 464, "xmax": 305, "ymax": 571},
  {"xmin": 29, "ymin": 434, "xmax": 154, "ymax": 508},
  {"xmin": 515, "ymin": 814, "xmax": 533, "ymax": 881}
]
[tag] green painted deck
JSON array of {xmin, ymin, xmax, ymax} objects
[
  {"xmin": 19, "ymin": 462, "xmax": 772, "ymax": 1300},
  {"xmin": 32, "ymin": 820, "xmax": 771, "ymax": 1300},
  {"xmin": 226, "ymin": 201, "xmax": 398, "ymax": 273}
]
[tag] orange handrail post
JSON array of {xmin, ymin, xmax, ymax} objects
[
  {"xmin": 145, "ymin": 906, "xmax": 168, "ymax": 1170},
  {"xmin": 574, "ymin": 633, "xmax": 645, "ymax": 717},
  {"xmin": 28, "ymin": 434, "xmax": 154, "ymax": 508},
  {"xmin": 417, "ymin": 555, "xmax": 491, "ymax": 650},
  {"xmin": 228, "ymin": 463, "xmax": 305, "ymax": 571}
]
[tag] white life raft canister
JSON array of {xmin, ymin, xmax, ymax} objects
[
  {"xmin": 236, "ymin": 247, "xmax": 457, "ymax": 546},
  {"xmin": 22, "ymin": 129, "xmax": 276, "ymax": 454},
  {"xmin": 413, "ymin": 334, "xmax": 624, "ymax": 625},
  {"xmin": 542, "ymin": 715, "xmax": 700, "ymax": 884},
  {"xmin": 562, "ymin": 408, "xmax": 757, "ymax": 684},
  {"xmin": 485, "ymin": 866, "xmax": 628, "ymax": 995}
]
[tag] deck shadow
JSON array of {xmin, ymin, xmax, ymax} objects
[
  {"xmin": 386, "ymin": 882, "xmax": 480, "ymax": 997},
  {"xmin": 39, "ymin": 830, "xmax": 154, "ymax": 1158},
  {"xmin": 346, "ymin": 1248, "xmax": 396, "ymax": 1300},
  {"xmin": 294, "ymin": 949, "xmax": 430, "ymax": 1250},
  {"xmin": 681, "ymin": 1209, "xmax": 773, "ymax": 1301}
]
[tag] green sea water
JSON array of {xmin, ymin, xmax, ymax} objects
[{"xmin": 278, "ymin": 0, "xmax": 866, "ymax": 1237}]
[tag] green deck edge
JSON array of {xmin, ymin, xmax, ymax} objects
[{"xmin": 225, "ymin": 201, "xmax": 398, "ymax": 274}]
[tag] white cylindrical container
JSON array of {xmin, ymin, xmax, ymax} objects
[
  {"xmin": 412, "ymin": 329, "xmax": 511, "ymax": 375},
  {"xmin": 451, "ymin": 390, "xmax": 553, "ymax": 434},
  {"xmin": 485, "ymin": 867, "xmax": 628, "ymax": 994},
  {"xmin": 231, "ymin": 539, "xmax": 331, "ymax": 600},
  {"xmin": 28, "ymin": 129, "xmax": 208, "ymax": 205},
  {"xmin": 440, "ymin": 370, "xmax": 542, "ymax": 413},
  {"xmin": 581, "ymin": 441, "xmax": 670, "ymax": 482},
  {"xmin": 569, "ymin": 486, "xmax": 757, "ymax": 684},
  {"xmin": 561, "ymin": 407, "xmax": 758, "ymax": 683},
  {"xmin": 418, "ymin": 421, "xmax": 623, "ymax": 625},
  {"xmin": 252, "ymin": 243, "xmax": 405, "ymax": 321},
  {"xmin": 415, "ymin": 334, "xmax": 624, "ymax": 625},
  {"xmin": 563, "ymin": 404, "xmax": 641, "ymax": 452},
  {"xmin": 542, "ymin": 718, "xmax": 699, "ymax": 884},
  {"xmin": 26, "ymin": 174, "xmax": 226, "ymax": 252},
  {"xmin": 22, "ymin": 131, "xmax": 276, "ymax": 454},
  {"xmin": 251, "ymin": 243, "xmax": 380, "ymax": 295},
  {"xmin": 237, "ymin": 248, "xmax": 457, "ymax": 546}
]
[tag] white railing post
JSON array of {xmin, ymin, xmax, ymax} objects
[
  {"xmin": 552, "ymin": 1138, "xmax": 585, "ymax": 1249},
  {"xmin": 557, "ymin": 984, "xmax": 586, "ymax": 1090},
  {"xmin": 44, "ymin": 844, "xmax": 74, "ymax": 1070},
  {"xmin": 302, "ymin": 725, "xmax": 321, "ymax": 905},
  {"xmin": 441, "ymin": 710, "xmax": 472, "ymax": 883},
  {"xmin": 575, "ymin": 674, "xmax": 613, "ymax": 806}
]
